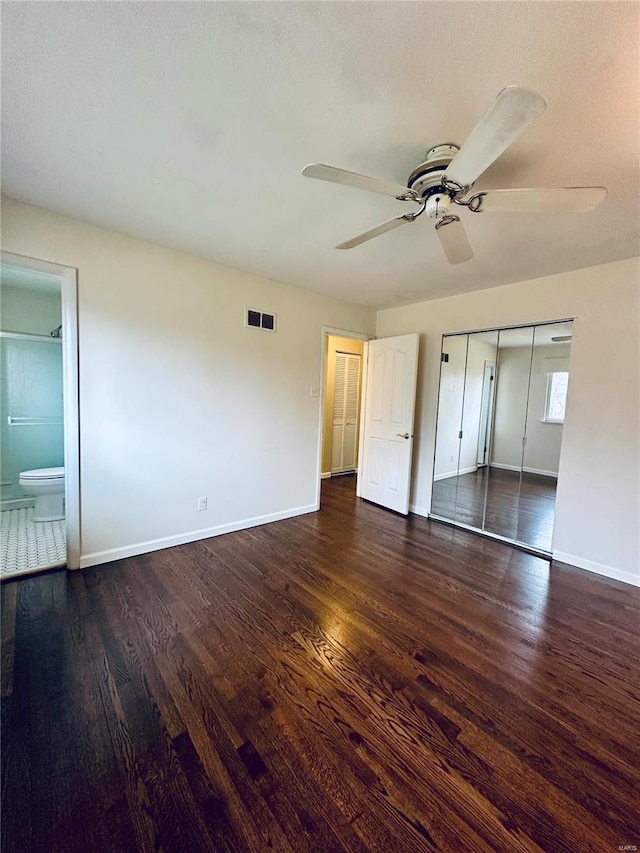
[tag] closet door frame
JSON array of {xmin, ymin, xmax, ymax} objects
[
  {"xmin": 330, "ymin": 350, "xmax": 362, "ymax": 474},
  {"xmin": 430, "ymin": 317, "xmax": 575, "ymax": 560}
]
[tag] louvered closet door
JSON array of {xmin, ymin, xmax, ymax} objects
[{"xmin": 331, "ymin": 353, "xmax": 362, "ymax": 473}]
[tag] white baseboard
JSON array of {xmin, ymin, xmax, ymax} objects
[
  {"xmin": 321, "ymin": 472, "xmax": 332, "ymax": 479},
  {"xmin": 409, "ymin": 504, "xmax": 430, "ymax": 518},
  {"xmin": 79, "ymin": 503, "xmax": 318, "ymax": 569},
  {"xmin": 524, "ymin": 467, "xmax": 558, "ymax": 478},
  {"xmin": 552, "ymin": 550, "xmax": 640, "ymax": 588},
  {"xmin": 490, "ymin": 463, "xmax": 558, "ymax": 478},
  {"xmin": 434, "ymin": 465, "xmax": 478, "ymax": 482}
]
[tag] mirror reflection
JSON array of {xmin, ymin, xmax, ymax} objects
[
  {"xmin": 452, "ymin": 330, "xmax": 498, "ymax": 531},
  {"xmin": 516, "ymin": 323, "xmax": 573, "ymax": 551},
  {"xmin": 431, "ymin": 320, "xmax": 573, "ymax": 554},
  {"xmin": 483, "ymin": 325, "xmax": 533, "ymax": 542},
  {"xmin": 431, "ymin": 334, "xmax": 468, "ymax": 522}
]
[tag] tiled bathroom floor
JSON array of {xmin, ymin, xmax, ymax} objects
[{"xmin": 0, "ymin": 507, "xmax": 66, "ymax": 578}]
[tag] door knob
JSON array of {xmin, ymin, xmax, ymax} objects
[{"xmin": 396, "ymin": 432, "xmax": 411, "ymax": 439}]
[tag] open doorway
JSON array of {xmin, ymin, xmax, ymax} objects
[
  {"xmin": 318, "ymin": 328, "xmax": 371, "ymax": 502},
  {"xmin": 0, "ymin": 252, "xmax": 79, "ymax": 579},
  {"xmin": 323, "ymin": 336, "xmax": 364, "ymax": 477}
]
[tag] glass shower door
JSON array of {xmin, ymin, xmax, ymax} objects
[{"xmin": 0, "ymin": 335, "xmax": 64, "ymax": 500}]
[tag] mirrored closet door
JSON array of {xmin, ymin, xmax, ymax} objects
[{"xmin": 431, "ymin": 320, "xmax": 573, "ymax": 555}]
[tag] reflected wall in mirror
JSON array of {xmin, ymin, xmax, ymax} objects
[
  {"xmin": 516, "ymin": 322, "xmax": 573, "ymax": 551},
  {"xmin": 431, "ymin": 334, "xmax": 467, "ymax": 522},
  {"xmin": 431, "ymin": 320, "xmax": 573, "ymax": 555},
  {"xmin": 431, "ymin": 335, "xmax": 468, "ymax": 520},
  {"xmin": 452, "ymin": 330, "xmax": 498, "ymax": 531},
  {"xmin": 484, "ymin": 325, "xmax": 533, "ymax": 542}
]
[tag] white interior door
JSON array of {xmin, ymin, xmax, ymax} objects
[
  {"xmin": 358, "ymin": 333, "xmax": 419, "ymax": 514},
  {"xmin": 331, "ymin": 352, "xmax": 361, "ymax": 473}
]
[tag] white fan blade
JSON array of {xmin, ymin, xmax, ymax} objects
[
  {"xmin": 302, "ymin": 163, "xmax": 416, "ymax": 201},
  {"xmin": 336, "ymin": 215, "xmax": 413, "ymax": 249},
  {"xmin": 444, "ymin": 86, "xmax": 546, "ymax": 190},
  {"xmin": 471, "ymin": 186, "xmax": 607, "ymax": 213},
  {"xmin": 435, "ymin": 217, "xmax": 474, "ymax": 264}
]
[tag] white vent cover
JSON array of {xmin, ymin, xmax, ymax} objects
[{"xmin": 245, "ymin": 307, "xmax": 277, "ymax": 332}]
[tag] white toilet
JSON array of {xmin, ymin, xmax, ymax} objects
[{"xmin": 18, "ymin": 467, "xmax": 65, "ymax": 522}]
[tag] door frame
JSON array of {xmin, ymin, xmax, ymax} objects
[
  {"xmin": 317, "ymin": 326, "xmax": 373, "ymax": 508},
  {"xmin": 1, "ymin": 250, "xmax": 81, "ymax": 569},
  {"xmin": 330, "ymin": 350, "xmax": 363, "ymax": 475},
  {"xmin": 476, "ymin": 360, "xmax": 496, "ymax": 467}
]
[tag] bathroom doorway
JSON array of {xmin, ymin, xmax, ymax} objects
[{"xmin": 0, "ymin": 252, "xmax": 79, "ymax": 579}]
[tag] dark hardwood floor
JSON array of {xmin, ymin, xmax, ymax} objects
[
  {"xmin": 431, "ymin": 467, "xmax": 557, "ymax": 551},
  {"xmin": 2, "ymin": 475, "xmax": 639, "ymax": 852}
]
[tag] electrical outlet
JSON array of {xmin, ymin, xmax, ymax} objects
[{"xmin": 197, "ymin": 497, "xmax": 207, "ymax": 512}]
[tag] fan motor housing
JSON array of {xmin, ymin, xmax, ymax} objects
[{"xmin": 407, "ymin": 144, "xmax": 460, "ymax": 218}]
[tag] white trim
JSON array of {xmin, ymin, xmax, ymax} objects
[
  {"xmin": 356, "ymin": 341, "xmax": 369, "ymax": 498},
  {"xmin": 80, "ymin": 503, "xmax": 318, "ymax": 569},
  {"xmin": 552, "ymin": 551, "xmax": 640, "ymax": 588},
  {"xmin": 61, "ymin": 267, "xmax": 81, "ymax": 568},
  {"xmin": 523, "ymin": 466, "xmax": 558, "ymax": 478},
  {"xmin": 433, "ymin": 464, "xmax": 478, "ymax": 481},
  {"xmin": 1, "ymin": 251, "xmax": 81, "ymax": 570},
  {"xmin": 409, "ymin": 503, "xmax": 430, "ymax": 517},
  {"xmin": 490, "ymin": 462, "xmax": 521, "ymax": 472},
  {"xmin": 321, "ymin": 472, "xmax": 332, "ymax": 480},
  {"xmin": 490, "ymin": 462, "xmax": 558, "ymax": 478}
]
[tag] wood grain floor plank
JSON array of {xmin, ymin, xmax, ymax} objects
[{"xmin": 2, "ymin": 475, "xmax": 639, "ymax": 852}]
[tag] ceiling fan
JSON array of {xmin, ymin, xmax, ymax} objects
[{"xmin": 302, "ymin": 86, "xmax": 607, "ymax": 264}]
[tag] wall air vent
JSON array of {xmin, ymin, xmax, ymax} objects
[{"xmin": 245, "ymin": 308, "xmax": 277, "ymax": 332}]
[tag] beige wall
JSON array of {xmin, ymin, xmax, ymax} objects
[
  {"xmin": 1, "ymin": 196, "xmax": 375, "ymax": 566},
  {"xmin": 492, "ymin": 343, "xmax": 571, "ymax": 476},
  {"xmin": 321, "ymin": 335, "xmax": 364, "ymax": 475},
  {"xmin": 377, "ymin": 258, "xmax": 640, "ymax": 586}
]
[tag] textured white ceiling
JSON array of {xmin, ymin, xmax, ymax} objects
[{"xmin": 2, "ymin": 2, "xmax": 639, "ymax": 308}]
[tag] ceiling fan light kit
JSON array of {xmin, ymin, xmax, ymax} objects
[{"xmin": 302, "ymin": 85, "xmax": 607, "ymax": 265}]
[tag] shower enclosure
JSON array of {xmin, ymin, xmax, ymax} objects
[{"xmin": 0, "ymin": 332, "xmax": 64, "ymax": 505}]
